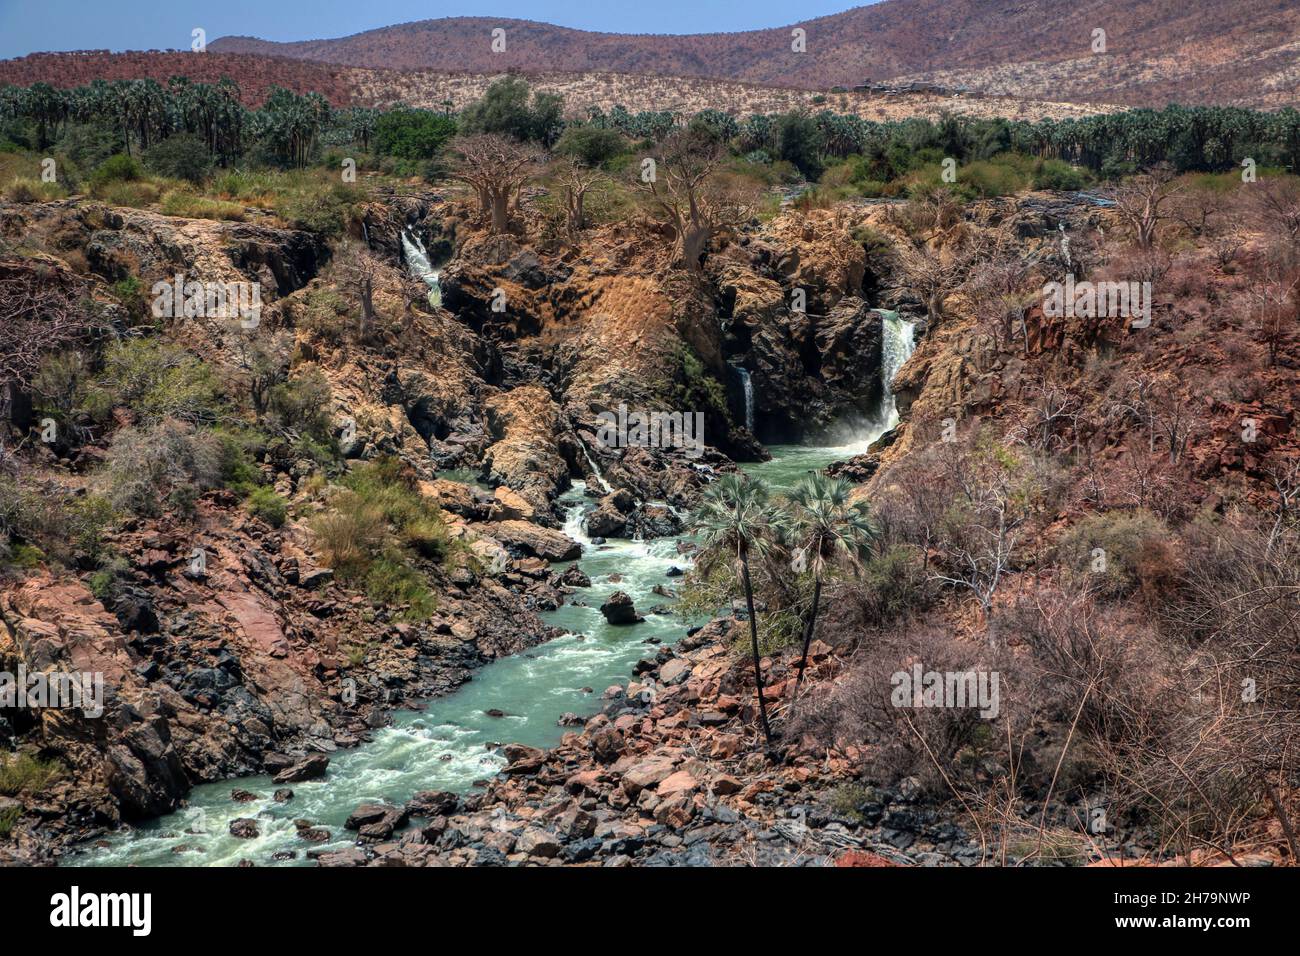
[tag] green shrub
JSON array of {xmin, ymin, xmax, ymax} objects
[
  {"xmin": 364, "ymin": 554, "xmax": 437, "ymax": 620},
  {"xmin": 401, "ymin": 515, "xmax": 451, "ymax": 561},
  {"xmin": 310, "ymin": 493, "xmax": 387, "ymax": 580},
  {"xmin": 1056, "ymin": 510, "xmax": 1172, "ymax": 598},
  {"xmin": 98, "ymin": 338, "xmax": 222, "ymax": 425},
  {"xmin": 1033, "ymin": 158, "xmax": 1089, "ymax": 191},
  {"xmin": 3, "ymin": 543, "xmax": 44, "ymax": 569},
  {"xmin": 859, "ymin": 545, "xmax": 928, "ymax": 622},
  {"xmin": 54, "ymin": 122, "xmax": 125, "ymax": 172},
  {"xmin": 0, "ymin": 754, "xmax": 61, "ymax": 796},
  {"xmin": 89, "ymin": 153, "xmax": 142, "ymax": 187},
  {"xmin": 246, "ymin": 486, "xmax": 288, "ymax": 527},
  {"xmin": 159, "ymin": 190, "xmax": 245, "ymax": 221},
  {"xmin": 310, "ymin": 457, "xmax": 452, "ymax": 617},
  {"xmin": 87, "ymin": 555, "xmax": 129, "ymax": 601},
  {"xmin": 277, "ymin": 181, "xmax": 364, "ymax": 237},
  {"xmin": 4, "ymin": 176, "xmax": 64, "ymax": 202},
  {"xmin": 0, "ymin": 804, "xmax": 21, "ymax": 837},
  {"xmin": 112, "ymin": 276, "xmax": 147, "ymax": 317},
  {"xmin": 0, "ymin": 475, "xmax": 113, "ymax": 565},
  {"xmin": 374, "ymin": 109, "xmax": 457, "ymax": 161},
  {"xmin": 142, "ymin": 134, "xmax": 212, "ymax": 184},
  {"xmin": 554, "ymin": 126, "xmax": 626, "ymax": 168},
  {"xmin": 92, "ymin": 178, "xmax": 162, "ymax": 207},
  {"xmin": 213, "ymin": 426, "xmax": 267, "ymax": 492},
  {"xmin": 268, "ymin": 366, "xmax": 334, "ymax": 443}
]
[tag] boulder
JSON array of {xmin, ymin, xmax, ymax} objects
[
  {"xmin": 559, "ymin": 565, "xmax": 591, "ymax": 588},
  {"xmin": 502, "ymin": 743, "xmax": 546, "ymax": 774},
  {"xmin": 584, "ymin": 503, "xmax": 627, "ymax": 538},
  {"xmin": 516, "ymin": 828, "xmax": 561, "ymax": 858},
  {"xmin": 621, "ymin": 756, "xmax": 677, "ymax": 797},
  {"xmin": 491, "ymin": 486, "xmax": 536, "ymax": 522},
  {"xmin": 229, "ymin": 818, "xmax": 260, "ymax": 839},
  {"xmin": 345, "ymin": 802, "xmax": 409, "ymax": 840},
  {"xmin": 659, "ymin": 658, "xmax": 691, "ymax": 685},
  {"xmin": 406, "ymin": 790, "xmax": 459, "ymax": 817},
  {"xmin": 600, "ymin": 591, "xmax": 643, "ymax": 626},
  {"xmin": 481, "ymin": 520, "xmax": 581, "ymax": 562},
  {"xmin": 273, "ymin": 754, "xmax": 329, "ymax": 784}
]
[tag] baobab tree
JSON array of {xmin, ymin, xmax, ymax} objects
[
  {"xmin": 640, "ymin": 128, "xmax": 756, "ymax": 273},
  {"xmin": 555, "ymin": 158, "xmax": 604, "ymax": 237},
  {"xmin": 334, "ymin": 241, "xmax": 384, "ymax": 336},
  {"xmin": 1112, "ymin": 165, "xmax": 1182, "ymax": 250},
  {"xmin": 450, "ymin": 134, "xmax": 539, "ymax": 235}
]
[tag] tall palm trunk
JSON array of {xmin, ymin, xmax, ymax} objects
[
  {"xmin": 740, "ymin": 549, "xmax": 773, "ymax": 749},
  {"xmin": 794, "ymin": 574, "xmax": 823, "ymax": 689}
]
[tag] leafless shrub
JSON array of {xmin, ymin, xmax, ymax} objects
[
  {"xmin": 103, "ymin": 418, "xmax": 224, "ymax": 517},
  {"xmin": 1110, "ymin": 165, "xmax": 1182, "ymax": 250}
]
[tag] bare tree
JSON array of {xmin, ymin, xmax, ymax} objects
[
  {"xmin": 966, "ymin": 230, "xmax": 1043, "ymax": 353},
  {"xmin": 1246, "ymin": 241, "xmax": 1300, "ymax": 367},
  {"xmin": 334, "ymin": 241, "xmax": 384, "ymax": 336},
  {"xmin": 1112, "ymin": 165, "xmax": 1182, "ymax": 250},
  {"xmin": 919, "ymin": 432, "xmax": 1036, "ymax": 625},
  {"xmin": 1252, "ymin": 177, "xmax": 1300, "ymax": 244},
  {"xmin": 0, "ymin": 258, "xmax": 96, "ymax": 431},
  {"xmin": 231, "ymin": 328, "xmax": 291, "ymax": 419},
  {"xmin": 891, "ymin": 201, "xmax": 999, "ymax": 325},
  {"xmin": 450, "ymin": 134, "xmax": 539, "ymax": 235},
  {"xmin": 555, "ymin": 158, "xmax": 603, "ymax": 237},
  {"xmin": 1013, "ymin": 383, "xmax": 1083, "ymax": 454},
  {"xmin": 640, "ymin": 128, "xmax": 756, "ymax": 273}
]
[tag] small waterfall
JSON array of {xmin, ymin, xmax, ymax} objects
[
  {"xmin": 562, "ymin": 483, "xmax": 594, "ymax": 546},
  {"xmin": 576, "ymin": 435, "xmax": 613, "ymax": 494},
  {"xmin": 875, "ymin": 310, "xmax": 917, "ymax": 432},
  {"xmin": 401, "ymin": 228, "xmax": 441, "ymax": 309},
  {"xmin": 734, "ymin": 366, "xmax": 755, "ymax": 432}
]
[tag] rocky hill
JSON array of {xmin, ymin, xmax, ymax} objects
[
  {"xmin": 0, "ymin": 53, "xmax": 1105, "ymax": 122},
  {"xmin": 207, "ymin": 1, "xmax": 1300, "ymax": 107}
]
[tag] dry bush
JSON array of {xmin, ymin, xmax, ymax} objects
[
  {"xmin": 103, "ymin": 418, "xmax": 224, "ymax": 517},
  {"xmin": 1087, "ymin": 512, "xmax": 1300, "ymax": 860},
  {"xmin": 788, "ymin": 620, "xmax": 1012, "ymax": 796}
]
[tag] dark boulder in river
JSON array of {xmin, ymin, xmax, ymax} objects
[{"xmin": 600, "ymin": 591, "xmax": 643, "ymax": 625}]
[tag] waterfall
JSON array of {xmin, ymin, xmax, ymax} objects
[
  {"xmin": 562, "ymin": 483, "xmax": 594, "ymax": 546},
  {"xmin": 735, "ymin": 366, "xmax": 755, "ymax": 432},
  {"xmin": 401, "ymin": 228, "xmax": 441, "ymax": 309},
  {"xmin": 576, "ymin": 435, "xmax": 613, "ymax": 494},
  {"xmin": 875, "ymin": 310, "xmax": 917, "ymax": 433}
]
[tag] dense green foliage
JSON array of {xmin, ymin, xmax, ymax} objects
[
  {"xmin": 4, "ymin": 73, "xmax": 1295, "ymax": 192},
  {"xmin": 373, "ymin": 108, "xmax": 457, "ymax": 161}
]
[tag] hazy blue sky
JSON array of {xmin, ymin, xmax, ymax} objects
[{"xmin": 0, "ymin": 1, "xmax": 874, "ymax": 59}]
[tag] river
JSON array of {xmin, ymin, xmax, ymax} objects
[{"xmin": 67, "ymin": 316, "xmax": 915, "ymax": 867}]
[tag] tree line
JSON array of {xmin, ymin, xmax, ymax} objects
[{"xmin": 4, "ymin": 75, "xmax": 1299, "ymax": 179}]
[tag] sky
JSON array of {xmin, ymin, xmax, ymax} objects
[{"xmin": 0, "ymin": 1, "xmax": 876, "ymax": 59}]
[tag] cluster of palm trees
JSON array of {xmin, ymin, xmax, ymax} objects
[
  {"xmin": 691, "ymin": 471, "xmax": 879, "ymax": 751},
  {"xmin": 0, "ymin": 78, "xmax": 371, "ymax": 168},
  {"xmin": 583, "ymin": 102, "xmax": 1300, "ymax": 184}
]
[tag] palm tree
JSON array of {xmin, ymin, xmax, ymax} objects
[
  {"xmin": 692, "ymin": 473, "xmax": 779, "ymax": 749},
  {"xmin": 784, "ymin": 472, "xmax": 879, "ymax": 689}
]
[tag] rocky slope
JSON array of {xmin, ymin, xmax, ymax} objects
[
  {"xmin": 0, "ymin": 177, "xmax": 898, "ymax": 863},
  {"xmin": 205, "ymin": 1, "xmax": 1300, "ymax": 107}
]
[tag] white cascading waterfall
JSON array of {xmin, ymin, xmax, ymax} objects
[
  {"xmin": 874, "ymin": 309, "xmax": 916, "ymax": 433},
  {"xmin": 735, "ymin": 366, "xmax": 755, "ymax": 432},
  {"xmin": 401, "ymin": 228, "xmax": 442, "ymax": 308},
  {"xmin": 576, "ymin": 435, "xmax": 614, "ymax": 494}
]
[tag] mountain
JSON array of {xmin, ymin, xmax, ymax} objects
[{"xmin": 207, "ymin": 0, "xmax": 1300, "ymax": 107}]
